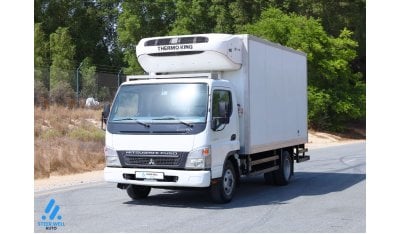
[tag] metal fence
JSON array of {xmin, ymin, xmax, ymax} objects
[{"xmin": 34, "ymin": 66, "xmax": 126, "ymax": 108}]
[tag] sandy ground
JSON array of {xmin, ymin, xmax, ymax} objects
[
  {"xmin": 306, "ymin": 130, "xmax": 365, "ymax": 149},
  {"xmin": 34, "ymin": 131, "xmax": 365, "ymax": 192},
  {"xmin": 35, "ymin": 170, "xmax": 105, "ymax": 192}
]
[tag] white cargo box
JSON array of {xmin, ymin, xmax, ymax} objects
[
  {"xmin": 136, "ymin": 34, "xmax": 242, "ymax": 73},
  {"xmin": 227, "ymin": 35, "xmax": 308, "ymax": 154}
]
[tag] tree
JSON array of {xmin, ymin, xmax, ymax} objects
[
  {"xmin": 170, "ymin": 0, "xmax": 213, "ymax": 35},
  {"xmin": 229, "ymin": 0, "xmax": 266, "ymax": 31},
  {"xmin": 209, "ymin": 0, "xmax": 235, "ymax": 33},
  {"xmin": 117, "ymin": 6, "xmax": 141, "ymax": 74},
  {"xmin": 80, "ymin": 57, "xmax": 97, "ymax": 99},
  {"xmin": 118, "ymin": 0, "xmax": 176, "ymax": 74},
  {"xmin": 34, "ymin": 23, "xmax": 50, "ymax": 89},
  {"xmin": 170, "ymin": 0, "xmax": 265, "ymax": 35},
  {"xmin": 96, "ymin": 0, "xmax": 125, "ymax": 67},
  {"xmin": 260, "ymin": 0, "xmax": 366, "ymax": 80},
  {"xmin": 243, "ymin": 8, "xmax": 365, "ymax": 129},
  {"xmin": 35, "ymin": 0, "xmax": 123, "ymax": 68},
  {"xmin": 49, "ymin": 27, "xmax": 75, "ymax": 90}
]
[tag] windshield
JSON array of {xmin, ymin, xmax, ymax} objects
[{"xmin": 109, "ymin": 83, "xmax": 208, "ymax": 124}]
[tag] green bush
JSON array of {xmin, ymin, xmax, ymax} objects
[
  {"xmin": 68, "ymin": 126, "xmax": 104, "ymax": 142},
  {"xmin": 98, "ymin": 86, "xmax": 112, "ymax": 102},
  {"xmin": 308, "ymin": 87, "xmax": 331, "ymax": 129},
  {"xmin": 34, "ymin": 80, "xmax": 49, "ymax": 106},
  {"xmin": 50, "ymin": 80, "xmax": 75, "ymax": 105},
  {"xmin": 41, "ymin": 129, "xmax": 62, "ymax": 140}
]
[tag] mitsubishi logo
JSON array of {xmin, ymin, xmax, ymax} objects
[{"xmin": 148, "ymin": 159, "xmax": 155, "ymax": 165}]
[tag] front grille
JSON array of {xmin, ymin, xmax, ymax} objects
[
  {"xmin": 125, "ymin": 156, "xmax": 181, "ymax": 166},
  {"xmin": 118, "ymin": 151, "xmax": 188, "ymax": 169}
]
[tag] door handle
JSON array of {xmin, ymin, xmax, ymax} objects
[{"xmin": 231, "ymin": 134, "xmax": 236, "ymax": 141}]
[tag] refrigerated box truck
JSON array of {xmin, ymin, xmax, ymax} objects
[{"xmin": 102, "ymin": 34, "xmax": 310, "ymax": 203}]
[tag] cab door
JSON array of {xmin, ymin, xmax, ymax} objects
[{"xmin": 210, "ymin": 87, "xmax": 240, "ymax": 178}]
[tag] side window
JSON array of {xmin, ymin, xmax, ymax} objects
[{"xmin": 212, "ymin": 90, "xmax": 232, "ymax": 118}]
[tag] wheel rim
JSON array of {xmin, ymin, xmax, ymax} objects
[
  {"xmin": 283, "ymin": 155, "xmax": 291, "ymax": 181},
  {"xmin": 223, "ymin": 169, "xmax": 234, "ymax": 196}
]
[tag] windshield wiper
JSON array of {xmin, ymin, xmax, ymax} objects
[
  {"xmin": 152, "ymin": 117, "xmax": 194, "ymax": 128},
  {"xmin": 112, "ymin": 118, "xmax": 150, "ymax": 128}
]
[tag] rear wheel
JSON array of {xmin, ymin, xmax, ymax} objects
[
  {"xmin": 211, "ymin": 160, "xmax": 236, "ymax": 203},
  {"xmin": 273, "ymin": 150, "xmax": 293, "ymax": 186},
  {"xmin": 127, "ymin": 185, "xmax": 151, "ymax": 200}
]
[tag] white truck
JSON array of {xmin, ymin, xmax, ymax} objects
[{"xmin": 102, "ymin": 34, "xmax": 310, "ymax": 203}]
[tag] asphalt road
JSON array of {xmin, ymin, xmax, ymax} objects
[{"xmin": 34, "ymin": 142, "xmax": 366, "ymax": 232}]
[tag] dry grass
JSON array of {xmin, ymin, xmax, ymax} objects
[{"xmin": 34, "ymin": 105, "xmax": 105, "ymax": 179}]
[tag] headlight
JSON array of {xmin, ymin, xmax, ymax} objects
[
  {"xmin": 104, "ymin": 146, "xmax": 121, "ymax": 167},
  {"xmin": 185, "ymin": 146, "xmax": 211, "ymax": 169}
]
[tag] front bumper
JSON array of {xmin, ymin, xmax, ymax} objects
[{"xmin": 104, "ymin": 167, "xmax": 211, "ymax": 187}]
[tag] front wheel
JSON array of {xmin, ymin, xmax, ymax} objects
[
  {"xmin": 127, "ymin": 185, "xmax": 151, "ymax": 200},
  {"xmin": 210, "ymin": 160, "xmax": 236, "ymax": 203}
]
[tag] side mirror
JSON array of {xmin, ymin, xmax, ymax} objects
[
  {"xmin": 211, "ymin": 118, "xmax": 219, "ymax": 131},
  {"xmin": 101, "ymin": 103, "xmax": 110, "ymax": 130},
  {"xmin": 211, "ymin": 101, "xmax": 230, "ymax": 131}
]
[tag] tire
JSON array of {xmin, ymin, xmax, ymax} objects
[
  {"xmin": 210, "ymin": 160, "xmax": 236, "ymax": 203},
  {"xmin": 127, "ymin": 185, "xmax": 151, "ymax": 200},
  {"xmin": 273, "ymin": 150, "xmax": 293, "ymax": 186}
]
